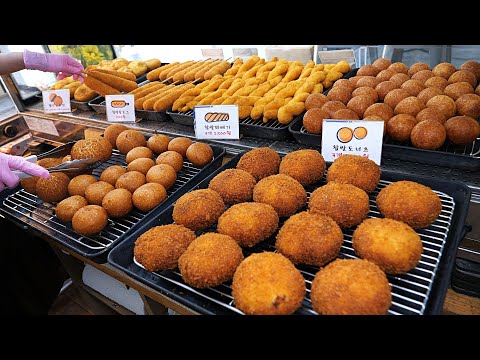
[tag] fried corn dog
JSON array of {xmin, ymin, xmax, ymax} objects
[
  {"xmin": 64, "ymin": 81, "xmax": 82, "ymax": 98},
  {"xmin": 134, "ymin": 84, "xmax": 175, "ymax": 110},
  {"xmin": 172, "ymin": 61, "xmax": 207, "ymax": 83},
  {"xmin": 144, "ymin": 85, "xmax": 184, "ymax": 111},
  {"xmin": 87, "ymin": 71, "xmax": 138, "ymax": 92},
  {"xmin": 235, "ymin": 96, "xmax": 261, "ymax": 106},
  {"xmin": 84, "ymin": 76, "xmax": 121, "ymax": 96},
  {"xmin": 224, "ymin": 59, "xmax": 243, "ymax": 77},
  {"xmin": 92, "ymin": 68, "xmax": 137, "ymax": 81},
  {"xmin": 239, "ymin": 105, "xmax": 253, "ymax": 119},
  {"xmin": 74, "ymin": 84, "xmax": 97, "ymax": 102},
  {"xmin": 182, "ymin": 61, "xmax": 211, "ymax": 82},
  {"xmin": 147, "ymin": 62, "xmax": 179, "ymax": 81},
  {"xmin": 132, "ymin": 83, "xmax": 166, "ymax": 99},
  {"xmin": 158, "ymin": 62, "xmax": 190, "ymax": 81},
  {"xmin": 256, "ymin": 60, "xmax": 278, "ymax": 75},
  {"xmin": 250, "ymin": 94, "xmax": 276, "ymax": 119},
  {"xmin": 195, "ymin": 61, "xmax": 223, "ymax": 81},
  {"xmin": 250, "ymin": 81, "xmax": 273, "ymax": 97},
  {"xmin": 236, "ymin": 56, "xmax": 261, "ymax": 74},
  {"xmin": 267, "ymin": 60, "xmax": 289, "ymax": 80},
  {"xmin": 218, "ymin": 77, "xmax": 236, "ymax": 90},
  {"xmin": 200, "ymin": 78, "xmax": 225, "ymax": 93},
  {"xmin": 129, "ymin": 81, "xmax": 161, "ymax": 95},
  {"xmin": 233, "ymin": 84, "xmax": 258, "ymax": 96},
  {"xmin": 153, "ymin": 84, "xmax": 195, "ymax": 111},
  {"xmin": 221, "ymin": 96, "xmax": 239, "ymax": 105},
  {"xmin": 277, "ymin": 101, "xmax": 305, "ymax": 124},
  {"xmin": 281, "ymin": 64, "xmax": 304, "ymax": 83},
  {"xmin": 224, "ymin": 79, "xmax": 246, "ymax": 96},
  {"xmin": 196, "ymin": 89, "xmax": 227, "ymax": 106},
  {"xmin": 163, "ymin": 61, "xmax": 197, "ymax": 81},
  {"xmin": 312, "ymin": 83, "xmax": 323, "ymax": 94},
  {"xmin": 185, "ymin": 92, "xmax": 211, "ymax": 110},
  {"xmin": 172, "ymin": 96, "xmax": 196, "ymax": 111},
  {"xmin": 204, "ymin": 61, "xmax": 231, "ymax": 80},
  {"xmin": 211, "ymin": 96, "xmax": 227, "ymax": 105},
  {"xmin": 241, "ymin": 63, "xmax": 264, "ymax": 80}
]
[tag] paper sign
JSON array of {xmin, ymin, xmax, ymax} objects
[
  {"xmin": 24, "ymin": 116, "xmax": 59, "ymax": 136},
  {"xmin": 106, "ymin": 94, "xmax": 136, "ymax": 123},
  {"xmin": 42, "ymin": 89, "xmax": 71, "ymax": 113},
  {"xmin": 194, "ymin": 105, "xmax": 240, "ymax": 140},
  {"xmin": 201, "ymin": 48, "xmax": 224, "ymax": 60},
  {"xmin": 321, "ymin": 120, "xmax": 384, "ymax": 165},
  {"xmin": 318, "ymin": 49, "xmax": 356, "ymax": 67},
  {"xmin": 233, "ymin": 48, "xmax": 258, "ymax": 61}
]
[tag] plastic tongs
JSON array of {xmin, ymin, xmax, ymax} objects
[{"xmin": 13, "ymin": 155, "xmax": 102, "ymax": 179}]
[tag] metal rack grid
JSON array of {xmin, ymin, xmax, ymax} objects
[
  {"xmin": 2, "ymin": 150, "xmax": 207, "ymax": 253},
  {"xmin": 133, "ymin": 178, "xmax": 455, "ymax": 315}
]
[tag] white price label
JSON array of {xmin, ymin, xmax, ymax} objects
[
  {"xmin": 105, "ymin": 94, "xmax": 136, "ymax": 123},
  {"xmin": 42, "ymin": 89, "xmax": 71, "ymax": 113},
  {"xmin": 201, "ymin": 48, "xmax": 224, "ymax": 60},
  {"xmin": 194, "ymin": 105, "xmax": 240, "ymax": 140},
  {"xmin": 321, "ymin": 120, "xmax": 384, "ymax": 165}
]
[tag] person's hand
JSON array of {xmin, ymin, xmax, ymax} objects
[
  {"xmin": 0, "ymin": 153, "xmax": 50, "ymax": 192},
  {"xmin": 23, "ymin": 49, "xmax": 85, "ymax": 82}
]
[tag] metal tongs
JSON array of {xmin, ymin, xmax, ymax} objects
[{"xmin": 12, "ymin": 155, "xmax": 102, "ymax": 179}]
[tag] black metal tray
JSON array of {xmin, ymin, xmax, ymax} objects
[
  {"xmin": 0, "ymin": 141, "xmax": 226, "ymax": 263},
  {"xmin": 288, "ymin": 113, "xmax": 480, "ymax": 170},
  {"xmin": 108, "ymin": 151, "xmax": 471, "ymax": 315}
]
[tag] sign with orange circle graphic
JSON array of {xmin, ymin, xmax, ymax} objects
[{"xmin": 42, "ymin": 89, "xmax": 71, "ymax": 113}]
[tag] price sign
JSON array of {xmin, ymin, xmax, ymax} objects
[
  {"xmin": 321, "ymin": 119, "xmax": 384, "ymax": 165},
  {"xmin": 194, "ymin": 105, "xmax": 240, "ymax": 140},
  {"xmin": 106, "ymin": 94, "xmax": 136, "ymax": 123},
  {"xmin": 42, "ymin": 89, "xmax": 71, "ymax": 113}
]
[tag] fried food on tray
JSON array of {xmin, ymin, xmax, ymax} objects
[
  {"xmin": 410, "ymin": 119, "xmax": 446, "ymax": 150},
  {"xmin": 408, "ymin": 62, "xmax": 430, "ymax": 76},
  {"xmin": 333, "ymin": 108, "xmax": 359, "ymax": 120},
  {"xmin": 102, "ymin": 188, "xmax": 133, "ymax": 218},
  {"xmin": 424, "ymin": 76, "xmax": 449, "ymax": 91},
  {"xmin": 303, "ymin": 108, "xmax": 328, "ymax": 134},
  {"xmin": 310, "ymin": 259, "xmax": 392, "ymax": 315},
  {"xmin": 116, "ymin": 130, "xmax": 147, "ymax": 155},
  {"xmin": 426, "ymin": 95, "xmax": 457, "ymax": 119},
  {"xmin": 144, "ymin": 58, "xmax": 161, "ymax": 71},
  {"xmin": 253, "ymin": 174, "xmax": 307, "ymax": 218},
  {"xmin": 357, "ymin": 65, "xmax": 380, "ymax": 77},
  {"xmin": 352, "ymin": 86, "xmax": 379, "ymax": 103},
  {"xmin": 236, "ymin": 147, "xmax": 281, "ymax": 181},
  {"xmin": 55, "ymin": 195, "xmax": 88, "ymax": 222},
  {"xmin": 363, "ymin": 103, "xmax": 394, "ymax": 122},
  {"xmin": 156, "ymin": 151, "xmax": 183, "ymax": 172},
  {"xmin": 232, "ymin": 252, "xmax": 306, "ymax": 315},
  {"xmin": 375, "ymin": 81, "xmax": 397, "ymax": 101},
  {"xmin": 411, "ymin": 70, "xmax": 434, "ymax": 85},
  {"xmin": 384, "ymin": 88, "xmax": 410, "ymax": 110},
  {"xmin": 126, "ymin": 146, "xmax": 153, "ymax": 164},
  {"xmin": 445, "ymin": 116, "xmax": 480, "ymax": 145},
  {"xmin": 387, "ymin": 114, "xmax": 417, "ymax": 142},
  {"xmin": 167, "ymin": 137, "xmax": 193, "ymax": 158},
  {"xmin": 178, "ymin": 233, "xmax": 244, "ymax": 288},
  {"xmin": 376, "ymin": 69, "xmax": 395, "ymax": 82},
  {"xmin": 460, "ymin": 60, "xmax": 480, "ymax": 79},
  {"xmin": 146, "ymin": 164, "xmax": 177, "ymax": 190},
  {"xmin": 347, "ymin": 95, "xmax": 375, "ymax": 118},
  {"xmin": 173, "ymin": 189, "xmax": 225, "ymax": 231},
  {"xmin": 372, "ymin": 58, "xmax": 392, "ymax": 71},
  {"xmin": 455, "ymin": 94, "xmax": 480, "ymax": 118},
  {"xmin": 416, "ymin": 107, "xmax": 447, "ymax": 125},
  {"xmin": 68, "ymin": 174, "xmax": 97, "ymax": 197},
  {"xmin": 305, "ymin": 93, "xmax": 328, "ymax": 110},
  {"xmin": 417, "ymin": 87, "xmax": 443, "ymax": 105},
  {"xmin": 376, "ymin": 180, "xmax": 442, "ymax": 229},
  {"xmin": 91, "ymin": 68, "xmax": 136, "ymax": 81},
  {"xmin": 115, "ymin": 171, "xmax": 146, "ymax": 193},
  {"xmin": 74, "ymin": 84, "xmax": 98, "ymax": 102},
  {"xmin": 309, "ymin": 182, "xmax": 370, "ymax": 228},
  {"xmin": 134, "ymin": 224, "xmax": 196, "ymax": 271},
  {"xmin": 72, "ymin": 205, "xmax": 108, "ymax": 236},
  {"xmin": 326, "ymin": 86, "xmax": 352, "ymax": 105},
  {"xmin": 127, "ymin": 60, "xmax": 149, "ymax": 77},
  {"xmin": 279, "ymin": 149, "xmax": 326, "ymax": 186},
  {"xmin": 186, "ymin": 142, "xmax": 213, "ymax": 167},
  {"xmin": 147, "ymin": 62, "xmax": 178, "ymax": 81},
  {"xmin": 389, "ymin": 73, "xmax": 410, "ymax": 87},
  {"xmin": 388, "ymin": 62, "xmax": 409, "ymax": 74},
  {"xmin": 71, "ymin": 137, "xmax": 112, "ymax": 163},
  {"xmin": 127, "ymin": 158, "xmax": 155, "ymax": 175},
  {"xmin": 432, "ymin": 62, "xmax": 457, "ymax": 79},
  {"xmin": 84, "ymin": 75, "xmax": 121, "ymax": 97},
  {"xmin": 276, "ymin": 211, "xmax": 343, "ymax": 267},
  {"xmin": 353, "ymin": 218, "xmax": 423, "ymax": 274},
  {"xmin": 132, "ymin": 183, "xmax": 167, "ymax": 212},
  {"xmin": 444, "ymin": 82, "xmax": 474, "ymax": 101},
  {"xmin": 100, "ymin": 165, "xmax": 127, "ymax": 186},
  {"xmin": 448, "ymin": 70, "xmax": 477, "ymax": 88},
  {"xmin": 208, "ymin": 169, "xmax": 256, "ymax": 204},
  {"xmin": 326, "ymin": 154, "xmax": 380, "ymax": 193},
  {"xmin": 87, "ymin": 70, "xmax": 138, "ymax": 92},
  {"xmin": 147, "ymin": 134, "xmax": 170, "ymax": 154},
  {"xmin": 84, "ymin": 181, "xmax": 114, "ymax": 206},
  {"xmin": 394, "ymin": 96, "xmax": 426, "ymax": 117},
  {"xmin": 104, "ymin": 124, "xmax": 128, "ymax": 148},
  {"xmin": 36, "ymin": 172, "xmax": 70, "ymax": 203},
  {"xmin": 217, "ymin": 202, "xmax": 279, "ymax": 247}
]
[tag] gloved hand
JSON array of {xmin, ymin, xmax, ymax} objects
[
  {"xmin": 23, "ymin": 49, "xmax": 85, "ymax": 82},
  {"xmin": 0, "ymin": 153, "xmax": 50, "ymax": 192}
]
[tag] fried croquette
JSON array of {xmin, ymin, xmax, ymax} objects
[
  {"xmin": 236, "ymin": 148, "xmax": 281, "ymax": 181},
  {"xmin": 310, "ymin": 259, "xmax": 392, "ymax": 315},
  {"xmin": 99, "ymin": 165, "xmax": 127, "ymax": 186},
  {"xmin": 208, "ymin": 169, "xmax": 256, "ymax": 204},
  {"xmin": 445, "ymin": 116, "xmax": 480, "ymax": 145},
  {"xmin": 132, "ymin": 183, "xmax": 167, "ymax": 212},
  {"xmin": 232, "ymin": 252, "xmax": 306, "ymax": 315},
  {"xmin": 372, "ymin": 58, "xmax": 391, "ymax": 71},
  {"xmin": 424, "ymin": 76, "xmax": 449, "ymax": 91},
  {"xmin": 134, "ymin": 224, "xmax": 196, "ymax": 271},
  {"xmin": 275, "ymin": 211, "xmax": 343, "ymax": 267},
  {"xmin": 178, "ymin": 233, "xmax": 244, "ymax": 288},
  {"xmin": 352, "ymin": 86, "xmax": 379, "ymax": 103},
  {"xmin": 84, "ymin": 181, "xmax": 114, "ymax": 205},
  {"xmin": 55, "ymin": 195, "xmax": 88, "ymax": 222},
  {"xmin": 387, "ymin": 114, "xmax": 417, "ymax": 142},
  {"xmin": 417, "ymin": 87, "xmax": 443, "ymax": 105},
  {"xmin": 326, "ymin": 155, "xmax": 380, "ymax": 193},
  {"xmin": 127, "ymin": 158, "xmax": 155, "ymax": 175},
  {"xmin": 168, "ymin": 137, "xmax": 193, "ymax": 157},
  {"xmin": 376, "ymin": 180, "xmax": 442, "ymax": 229},
  {"xmin": 186, "ymin": 142, "xmax": 213, "ymax": 167},
  {"xmin": 155, "ymin": 151, "xmax": 184, "ymax": 172},
  {"xmin": 411, "ymin": 119, "xmax": 446, "ymax": 150},
  {"xmin": 333, "ymin": 109, "xmax": 359, "ymax": 120},
  {"xmin": 147, "ymin": 134, "xmax": 170, "ymax": 154},
  {"xmin": 305, "ymin": 93, "xmax": 328, "ymax": 110},
  {"xmin": 253, "ymin": 174, "xmax": 307, "ymax": 217},
  {"xmin": 279, "ymin": 149, "xmax": 326, "ymax": 186},
  {"xmin": 146, "ymin": 164, "xmax": 177, "ymax": 190},
  {"xmin": 303, "ymin": 108, "xmax": 328, "ymax": 134},
  {"xmin": 67, "ymin": 174, "xmax": 97, "ymax": 197},
  {"xmin": 172, "ymin": 189, "xmax": 225, "ymax": 231},
  {"xmin": 309, "ymin": 182, "xmax": 370, "ymax": 228},
  {"xmin": 389, "ymin": 73, "xmax": 410, "ymax": 87},
  {"xmin": 116, "ymin": 130, "xmax": 147, "ymax": 155},
  {"xmin": 71, "ymin": 205, "xmax": 108, "ymax": 236},
  {"xmin": 353, "ymin": 218, "xmax": 423, "ymax": 274},
  {"xmin": 115, "ymin": 171, "xmax": 146, "ymax": 193},
  {"xmin": 416, "ymin": 107, "xmax": 447, "ymax": 125},
  {"xmin": 126, "ymin": 146, "xmax": 153, "ymax": 164},
  {"xmin": 217, "ymin": 202, "xmax": 279, "ymax": 247},
  {"xmin": 36, "ymin": 172, "xmax": 70, "ymax": 203},
  {"xmin": 321, "ymin": 100, "xmax": 346, "ymax": 118},
  {"xmin": 102, "ymin": 188, "xmax": 133, "ymax": 218}
]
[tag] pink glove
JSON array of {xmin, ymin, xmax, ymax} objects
[
  {"xmin": 0, "ymin": 153, "xmax": 50, "ymax": 192},
  {"xmin": 23, "ymin": 49, "xmax": 85, "ymax": 82}
]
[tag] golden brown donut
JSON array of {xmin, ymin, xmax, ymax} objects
[
  {"xmin": 145, "ymin": 164, "xmax": 177, "ymax": 190},
  {"xmin": 394, "ymin": 96, "xmax": 426, "ymax": 117},
  {"xmin": 167, "ymin": 137, "xmax": 193, "ymax": 158},
  {"xmin": 363, "ymin": 103, "xmax": 394, "ymax": 122},
  {"xmin": 417, "ymin": 87, "xmax": 443, "ymax": 104},
  {"xmin": 376, "ymin": 69, "xmax": 395, "ymax": 82},
  {"xmin": 448, "ymin": 70, "xmax": 477, "ymax": 88},
  {"xmin": 305, "ymin": 93, "xmax": 328, "ymax": 110},
  {"xmin": 104, "ymin": 124, "xmax": 128, "ymax": 148},
  {"xmin": 155, "ymin": 151, "xmax": 184, "ymax": 172},
  {"xmin": 102, "ymin": 188, "xmax": 133, "ymax": 218},
  {"xmin": 432, "ymin": 62, "xmax": 456, "ymax": 79},
  {"xmin": 444, "ymin": 82, "xmax": 474, "ymax": 101},
  {"xmin": 357, "ymin": 65, "xmax": 380, "ymax": 77},
  {"xmin": 411, "ymin": 69, "xmax": 434, "ymax": 85},
  {"xmin": 55, "ymin": 195, "xmax": 88, "ymax": 222},
  {"xmin": 116, "ymin": 130, "xmax": 146, "ymax": 155},
  {"xmin": 186, "ymin": 142, "xmax": 214, "ymax": 167},
  {"xmin": 303, "ymin": 108, "xmax": 328, "ymax": 134},
  {"xmin": 388, "ymin": 62, "xmax": 409, "ymax": 74},
  {"xmin": 460, "ymin": 60, "xmax": 480, "ymax": 80},
  {"xmin": 132, "ymin": 183, "xmax": 167, "ymax": 212},
  {"xmin": 72, "ymin": 205, "xmax": 108, "ymax": 236},
  {"xmin": 387, "ymin": 114, "xmax": 417, "ymax": 142},
  {"xmin": 84, "ymin": 181, "xmax": 114, "ymax": 205},
  {"xmin": 327, "ymin": 86, "xmax": 352, "ymax": 105},
  {"xmin": 126, "ymin": 146, "xmax": 153, "ymax": 164},
  {"xmin": 375, "ymin": 81, "xmax": 397, "ymax": 101},
  {"xmin": 99, "ymin": 165, "xmax": 127, "ymax": 186},
  {"xmin": 333, "ymin": 109, "xmax": 359, "ymax": 120},
  {"xmin": 424, "ymin": 76, "xmax": 449, "ymax": 91},
  {"xmin": 372, "ymin": 58, "xmax": 392, "ymax": 71},
  {"xmin": 321, "ymin": 100, "xmax": 346, "ymax": 118},
  {"xmin": 384, "ymin": 88, "xmax": 410, "ymax": 110},
  {"xmin": 127, "ymin": 158, "xmax": 155, "ymax": 175},
  {"xmin": 352, "ymin": 86, "xmax": 378, "ymax": 103},
  {"xmin": 115, "ymin": 171, "xmax": 146, "ymax": 193},
  {"xmin": 455, "ymin": 94, "xmax": 480, "ymax": 118},
  {"xmin": 389, "ymin": 73, "xmax": 410, "ymax": 87},
  {"xmin": 401, "ymin": 79, "xmax": 426, "ymax": 97},
  {"xmin": 445, "ymin": 116, "xmax": 480, "ymax": 145},
  {"xmin": 347, "ymin": 95, "xmax": 375, "ymax": 118},
  {"xmin": 356, "ymin": 76, "xmax": 381, "ymax": 89},
  {"xmin": 36, "ymin": 172, "xmax": 70, "ymax": 203},
  {"xmin": 426, "ymin": 95, "xmax": 456, "ymax": 119},
  {"xmin": 67, "ymin": 174, "xmax": 97, "ymax": 197},
  {"xmin": 411, "ymin": 119, "xmax": 446, "ymax": 150},
  {"xmin": 416, "ymin": 108, "xmax": 447, "ymax": 125},
  {"xmin": 147, "ymin": 134, "xmax": 170, "ymax": 154},
  {"xmin": 408, "ymin": 62, "xmax": 430, "ymax": 76},
  {"xmin": 71, "ymin": 138, "xmax": 112, "ymax": 163}
]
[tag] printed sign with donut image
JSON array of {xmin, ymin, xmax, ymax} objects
[
  {"xmin": 204, "ymin": 112, "xmax": 230, "ymax": 122},
  {"xmin": 49, "ymin": 93, "xmax": 63, "ymax": 106},
  {"xmin": 337, "ymin": 126, "xmax": 368, "ymax": 143}
]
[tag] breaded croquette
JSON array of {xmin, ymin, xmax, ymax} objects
[
  {"xmin": 208, "ymin": 169, "xmax": 256, "ymax": 204},
  {"xmin": 326, "ymin": 154, "xmax": 380, "ymax": 193},
  {"xmin": 279, "ymin": 150, "xmax": 326, "ymax": 186},
  {"xmin": 236, "ymin": 148, "xmax": 281, "ymax": 181}
]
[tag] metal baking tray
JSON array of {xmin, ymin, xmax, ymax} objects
[
  {"xmin": 0, "ymin": 141, "xmax": 226, "ymax": 263},
  {"xmin": 108, "ymin": 152, "xmax": 471, "ymax": 315}
]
